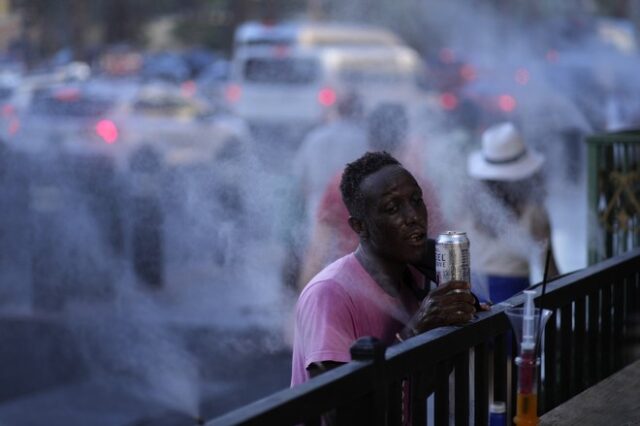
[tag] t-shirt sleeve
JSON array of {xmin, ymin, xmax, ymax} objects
[{"xmin": 296, "ymin": 280, "xmax": 357, "ymax": 369}]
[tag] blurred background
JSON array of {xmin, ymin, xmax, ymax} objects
[{"xmin": 0, "ymin": 0, "xmax": 638, "ymax": 425}]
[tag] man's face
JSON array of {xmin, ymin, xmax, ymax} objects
[{"xmin": 358, "ymin": 165, "xmax": 428, "ymax": 264}]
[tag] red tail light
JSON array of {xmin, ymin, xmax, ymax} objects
[
  {"xmin": 225, "ymin": 84, "xmax": 242, "ymax": 103},
  {"xmin": 318, "ymin": 87, "xmax": 337, "ymax": 107},
  {"xmin": 96, "ymin": 120, "xmax": 118, "ymax": 144},
  {"xmin": 439, "ymin": 92, "xmax": 458, "ymax": 111},
  {"xmin": 498, "ymin": 95, "xmax": 517, "ymax": 113}
]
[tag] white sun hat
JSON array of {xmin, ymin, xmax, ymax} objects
[{"xmin": 467, "ymin": 122, "xmax": 544, "ymax": 181}]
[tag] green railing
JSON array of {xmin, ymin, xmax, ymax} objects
[{"xmin": 587, "ymin": 130, "xmax": 640, "ymax": 264}]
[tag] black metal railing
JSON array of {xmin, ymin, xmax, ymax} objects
[{"xmin": 208, "ymin": 248, "xmax": 640, "ymax": 426}]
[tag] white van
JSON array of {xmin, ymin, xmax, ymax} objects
[{"xmin": 227, "ymin": 21, "xmax": 425, "ymax": 142}]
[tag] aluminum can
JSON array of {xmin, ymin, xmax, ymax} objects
[{"xmin": 435, "ymin": 231, "xmax": 470, "ymax": 284}]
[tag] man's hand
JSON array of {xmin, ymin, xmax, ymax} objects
[{"xmin": 399, "ymin": 281, "xmax": 476, "ymax": 340}]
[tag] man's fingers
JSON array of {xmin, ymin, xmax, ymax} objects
[
  {"xmin": 452, "ymin": 303, "xmax": 476, "ymax": 314},
  {"xmin": 437, "ymin": 303, "xmax": 475, "ymax": 321},
  {"xmin": 451, "ymin": 309, "xmax": 474, "ymax": 324},
  {"xmin": 438, "ymin": 309, "xmax": 473, "ymax": 326}
]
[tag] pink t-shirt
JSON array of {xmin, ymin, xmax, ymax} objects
[{"xmin": 291, "ymin": 253, "xmax": 423, "ymax": 386}]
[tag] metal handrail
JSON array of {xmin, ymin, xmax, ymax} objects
[{"xmin": 208, "ymin": 248, "xmax": 640, "ymax": 425}]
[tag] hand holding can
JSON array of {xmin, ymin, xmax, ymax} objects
[
  {"xmin": 406, "ymin": 280, "xmax": 476, "ymax": 333},
  {"xmin": 401, "ymin": 232, "xmax": 475, "ymax": 337}
]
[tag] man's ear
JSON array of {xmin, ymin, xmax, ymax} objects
[{"xmin": 348, "ymin": 216, "xmax": 367, "ymax": 239}]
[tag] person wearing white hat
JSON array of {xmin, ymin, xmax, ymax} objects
[{"xmin": 463, "ymin": 122, "xmax": 559, "ymax": 304}]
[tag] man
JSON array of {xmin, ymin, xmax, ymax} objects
[{"xmin": 291, "ymin": 151, "xmax": 476, "ymax": 386}]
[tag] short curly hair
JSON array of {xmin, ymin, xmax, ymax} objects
[{"xmin": 340, "ymin": 151, "xmax": 401, "ymax": 217}]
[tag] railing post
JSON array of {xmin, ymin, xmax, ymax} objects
[{"xmin": 336, "ymin": 337, "xmax": 387, "ymax": 426}]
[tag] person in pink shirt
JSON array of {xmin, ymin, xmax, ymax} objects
[{"xmin": 291, "ymin": 151, "xmax": 477, "ymax": 387}]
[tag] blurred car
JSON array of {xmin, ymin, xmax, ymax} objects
[
  {"xmin": 0, "ymin": 61, "xmax": 95, "ymax": 141},
  {"xmin": 14, "ymin": 78, "xmax": 250, "ymax": 172},
  {"xmin": 416, "ymin": 50, "xmax": 532, "ymax": 135},
  {"xmin": 228, "ymin": 21, "xmax": 425, "ymax": 145},
  {"xmin": 14, "ymin": 82, "xmax": 124, "ymax": 158},
  {"xmin": 421, "ymin": 48, "xmax": 476, "ymax": 94},
  {"xmin": 106, "ymin": 81, "xmax": 251, "ymax": 171},
  {"xmin": 454, "ymin": 64, "xmax": 528, "ymax": 127}
]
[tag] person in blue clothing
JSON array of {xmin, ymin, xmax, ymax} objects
[{"xmin": 462, "ymin": 122, "xmax": 559, "ymax": 304}]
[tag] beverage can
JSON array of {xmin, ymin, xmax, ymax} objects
[{"xmin": 435, "ymin": 231, "xmax": 470, "ymax": 284}]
